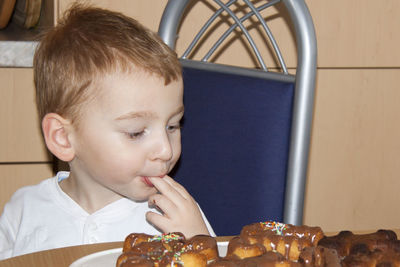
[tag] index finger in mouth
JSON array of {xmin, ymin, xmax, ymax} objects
[
  {"xmin": 142, "ymin": 175, "xmax": 166, "ymax": 187},
  {"xmin": 147, "ymin": 176, "xmax": 181, "ymax": 198},
  {"xmin": 148, "ymin": 176, "xmax": 190, "ymax": 200},
  {"xmin": 147, "ymin": 175, "xmax": 170, "ymax": 189}
]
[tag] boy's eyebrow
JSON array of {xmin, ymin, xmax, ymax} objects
[
  {"xmin": 115, "ymin": 106, "xmax": 184, "ymax": 121},
  {"xmin": 115, "ymin": 111, "xmax": 157, "ymax": 120},
  {"xmin": 173, "ymin": 106, "xmax": 185, "ymax": 116}
]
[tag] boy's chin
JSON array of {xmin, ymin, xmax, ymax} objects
[{"xmin": 121, "ymin": 188, "xmax": 157, "ymax": 203}]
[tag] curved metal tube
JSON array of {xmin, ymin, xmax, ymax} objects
[
  {"xmin": 201, "ymin": 0, "xmax": 287, "ymax": 73},
  {"xmin": 182, "ymin": 0, "xmax": 238, "ymax": 59},
  {"xmin": 158, "ymin": 0, "xmax": 190, "ymax": 49},
  {"xmin": 159, "ymin": 0, "xmax": 268, "ymax": 70},
  {"xmin": 282, "ymin": 0, "xmax": 317, "ymax": 225},
  {"xmin": 213, "ymin": 0, "xmax": 267, "ymax": 70},
  {"xmin": 242, "ymin": 0, "xmax": 287, "ymax": 73}
]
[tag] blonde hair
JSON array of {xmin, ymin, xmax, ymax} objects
[{"xmin": 34, "ymin": 3, "xmax": 181, "ymax": 124}]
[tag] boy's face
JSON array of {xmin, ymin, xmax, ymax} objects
[{"xmin": 68, "ymin": 70, "xmax": 183, "ymax": 201}]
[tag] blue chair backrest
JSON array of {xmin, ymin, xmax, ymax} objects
[{"xmin": 172, "ymin": 62, "xmax": 295, "ymax": 236}]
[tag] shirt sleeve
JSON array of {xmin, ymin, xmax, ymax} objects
[
  {"xmin": 197, "ymin": 203, "xmax": 216, "ymax": 237},
  {"xmin": 0, "ymin": 208, "xmax": 15, "ymax": 260}
]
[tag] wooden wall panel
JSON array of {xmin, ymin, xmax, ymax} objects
[
  {"xmin": 0, "ymin": 164, "xmax": 54, "ymax": 213},
  {"xmin": 0, "ymin": 68, "xmax": 50, "ymax": 162},
  {"xmin": 308, "ymin": 0, "xmax": 400, "ymax": 67},
  {"xmin": 305, "ymin": 69, "xmax": 400, "ymax": 232}
]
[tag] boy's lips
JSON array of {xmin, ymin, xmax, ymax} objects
[{"xmin": 142, "ymin": 175, "xmax": 165, "ymax": 187}]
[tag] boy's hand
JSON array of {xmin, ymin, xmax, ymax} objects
[{"xmin": 145, "ymin": 176, "xmax": 210, "ymax": 238}]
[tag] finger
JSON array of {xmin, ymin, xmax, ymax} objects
[
  {"xmin": 149, "ymin": 176, "xmax": 190, "ymax": 201},
  {"xmin": 148, "ymin": 193, "xmax": 177, "ymax": 219},
  {"xmin": 146, "ymin": 211, "xmax": 171, "ymax": 232},
  {"xmin": 162, "ymin": 176, "xmax": 191, "ymax": 198},
  {"xmin": 148, "ymin": 176, "xmax": 187, "ymax": 203}
]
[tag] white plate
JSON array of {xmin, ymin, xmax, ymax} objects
[
  {"xmin": 70, "ymin": 241, "xmax": 229, "ymax": 267},
  {"xmin": 70, "ymin": 248, "xmax": 122, "ymax": 267}
]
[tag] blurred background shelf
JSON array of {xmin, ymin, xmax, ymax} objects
[{"xmin": 0, "ymin": 0, "xmax": 55, "ymax": 67}]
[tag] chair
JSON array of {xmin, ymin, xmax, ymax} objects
[{"xmin": 158, "ymin": 0, "xmax": 317, "ymax": 236}]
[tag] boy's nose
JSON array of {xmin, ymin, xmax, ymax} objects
[{"xmin": 149, "ymin": 131, "xmax": 173, "ymax": 162}]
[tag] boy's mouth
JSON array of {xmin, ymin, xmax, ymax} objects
[
  {"xmin": 143, "ymin": 176, "xmax": 154, "ymax": 187},
  {"xmin": 142, "ymin": 175, "xmax": 165, "ymax": 187}
]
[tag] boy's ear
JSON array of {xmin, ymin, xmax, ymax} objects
[{"xmin": 42, "ymin": 113, "xmax": 75, "ymax": 162}]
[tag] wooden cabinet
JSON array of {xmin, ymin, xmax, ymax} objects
[
  {"xmin": 0, "ymin": 68, "xmax": 50, "ymax": 162},
  {"xmin": 0, "ymin": 67, "xmax": 52, "ymax": 213},
  {"xmin": 306, "ymin": 69, "xmax": 400, "ymax": 231},
  {"xmin": 308, "ymin": 0, "xmax": 400, "ymax": 67}
]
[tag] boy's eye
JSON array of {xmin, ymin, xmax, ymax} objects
[
  {"xmin": 126, "ymin": 130, "xmax": 145, "ymax": 139},
  {"xmin": 167, "ymin": 123, "xmax": 181, "ymax": 132}
]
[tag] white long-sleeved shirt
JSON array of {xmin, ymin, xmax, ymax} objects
[{"xmin": 0, "ymin": 171, "xmax": 215, "ymax": 260}]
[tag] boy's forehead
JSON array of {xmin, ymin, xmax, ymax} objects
[
  {"xmin": 97, "ymin": 62, "xmax": 182, "ymax": 83},
  {"xmin": 91, "ymin": 70, "xmax": 183, "ymax": 109},
  {"xmin": 95, "ymin": 68, "xmax": 182, "ymax": 88}
]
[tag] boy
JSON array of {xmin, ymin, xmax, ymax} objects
[{"xmin": 0, "ymin": 3, "xmax": 214, "ymax": 260}]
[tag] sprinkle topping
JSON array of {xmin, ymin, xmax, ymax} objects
[
  {"xmin": 261, "ymin": 221, "xmax": 288, "ymax": 235},
  {"xmin": 148, "ymin": 233, "xmax": 184, "ymax": 243},
  {"xmin": 173, "ymin": 249, "xmax": 184, "ymax": 261}
]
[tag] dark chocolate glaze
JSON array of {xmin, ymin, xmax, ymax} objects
[
  {"xmin": 240, "ymin": 222, "xmax": 323, "ymax": 260},
  {"xmin": 184, "ymin": 235, "xmax": 217, "ymax": 252},
  {"xmin": 183, "ymin": 234, "xmax": 218, "ymax": 261},
  {"xmin": 299, "ymin": 246, "xmax": 341, "ymax": 267},
  {"xmin": 318, "ymin": 230, "xmax": 398, "ymax": 258},
  {"xmin": 210, "ymin": 251, "xmax": 302, "ymax": 267},
  {"xmin": 226, "ymin": 236, "xmax": 266, "ymax": 259},
  {"xmin": 123, "ymin": 233, "xmax": 153, "ymax": 253}
]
